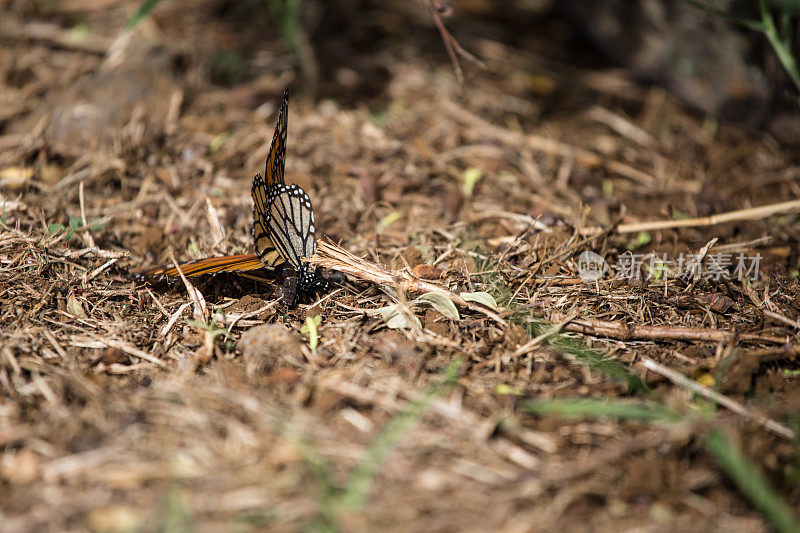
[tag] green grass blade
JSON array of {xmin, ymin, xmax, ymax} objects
[
  {"xmin": 126, "ymin": 0, "xmax": 164, "ymax": 30},
  {"xmin": 706, "ymin": 431, "xmax": 800, "ymax": 533},
  {"xmin": 546, "ymin": 328, "xmax": 648, "ymax": 394},
  {"xmin": 678, "ymin": 0, "xmax": 765, "ymax": 31},
  {"xmin": 760, "ymin": 0, "xmax": 800, "ymax": 94},
  {"xmin": 159, "ymin": 481, "xmax": 193, "ymax": 533},
  {"xmin": 341, "ymin": 359, "xmax": 460, "ymax": 509},
  {"xmin": 523, "ymin": 398, "xmax": 679, "ymax": 422}
]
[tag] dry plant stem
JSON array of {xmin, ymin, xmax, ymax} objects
[
  {"xmin": 205, "ymin": 197, "xmax": 226, "ymax": 247},
  {"xmin": 425, "ymin": 0, "xmax": 486, "ymax": 86},
  {"xmin": 764, "ymin": 310, "xmax": 800, "ymax": 330},
  {"xmin": 583, "ymin": 199, "xmax": 800, "ymax": 236},
  {"xmin": 309, "ymin": 240, "xmax": 507, "ymax": 326},
  {"xmin": 42, "ymin": 328, "xmax": 67, "ymax": 359},
  {"xmin": 51, "ymin": 247, "xmax": 128, "ymax": 260},
  {"xmin": 227, "ymin": 302, "xmax": 279, "ymax": 330},
  {"xmin": 167, "ymin": 250, "xmax": 207, "ymax": 321},
  {"xmin": 587, "ymin": 106, "xmax": 654, "ymax": 147},
  {"xmin": 145, "ymin": 288, "xmax": 171, "ymax": 319},
  {"xmin": 428, "ymin": 0, "xmax": 463, "ymax": 84},
  {"xmin": 78, "ymin": 181, "xmax": 96, "ymax": 249},
  {"xmin": 161, "ymin": 302, "xmax": 193, "ymax": 337},
  {"xmin": 560, "ymin": 316, "xmax": 788, "ymax": 345},
  {"xmin": 639, "ymin": 357, "xmax": 796, "ymax": 440},
  {"xmin": 86, "ymin": 258, "xmax": 118, "ymax": 281},
  {"xmin": 87, "ymin": 337, "xmax": 167, "ymax": 369}
]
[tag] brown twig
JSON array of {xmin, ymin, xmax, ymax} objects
[
  {"xmin": 639, "ymin": 356, "xmax": 795, "ymax": 440},
  {"xmin": 558, "ymin": 316, "xmax": 788, "ymax": 345},
  {"xmin": 75, "ymin": 336, "xmax": 168, "ymax": 369},
  {"xmin": 426, "ymin": 0, "xmax": 486, "ymax": 86},
  {"xmin": 582, "ymin": 199, "xmax": 800, "ymax": 236},
  {"xmin": 586, "ymin": 106, "xmax": 655, "ymax": 147},
  {"xmin": 309, "ymin": 239, "xmax": 506, "ymax": 326}
]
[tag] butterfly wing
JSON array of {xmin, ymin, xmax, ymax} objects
[
  {"xmin": 251, "ymin": 173, "xmax": 289, "ymax": 268},
  {"xmin": 264, "ymin": 184, "xmax": 317, "ymax": 269},
  {"xmin": 133, "ymin": 253, "xmax": 266, "ymax": 282},
  {"xmin": 263, "ymin": 88, "xmax": 289, "ymax": 188},
  {"xmin": 136, "ymin": 91, "xmax": 292, "ymax": 285}
]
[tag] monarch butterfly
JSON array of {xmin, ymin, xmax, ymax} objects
[{"xmin": 135, "ymin": 89, "xmax": 330, "ymax": 306}]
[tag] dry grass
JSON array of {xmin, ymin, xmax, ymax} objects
[{"xmin": 2, "ymin": 1, "xmax": 800, "ymax": 531}]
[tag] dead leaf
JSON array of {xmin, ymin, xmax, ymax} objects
[
  {"xmin": 66, "ymin": 293, "xmax": 88, "ymax": 318},
  {"xmin": 697, "ymin": 293, "xmax": 735, "ymax": 313},
  {"xmin": 413, "ymin": 264, "xmax": 443, "ymax": 279}
]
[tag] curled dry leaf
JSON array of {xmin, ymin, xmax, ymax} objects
[
  {"xmin": 671, "ymin": 293, "xmax": 734, "ymax": 313},
  {"xmin": 100, "ymin": 347, "xmax": 130, "ymax": 365},
  {"xmin": 412, "ymin": 264, "xmax": 444, "ymax": 279},
  {"xmin": 696, "ymin": 293, "xmax": 735, "ymax": 314}
]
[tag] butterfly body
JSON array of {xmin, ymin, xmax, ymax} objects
[{"xmin": 135, "ymin": 89, "xmax": 332, "ymax": 307}]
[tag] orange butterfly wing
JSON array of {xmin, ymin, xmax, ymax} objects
[
  {"xmin": 134, "ymin": 90, "xmax": 292, "ymax": 284},
  {"xmin": 263, "ymin": 88, "xmax": 288, "ymax": 188},
  {"xmin": 134, "ymin": 253, "xmax": 266, "ymax": 281}
]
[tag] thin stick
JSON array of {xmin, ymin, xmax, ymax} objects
[
  {"xmin": 160, "ymin": 301, "xmax": 193, "ymax": 337},
  {"xmin": 86, "ymin": 258, "xmax": 118, "ymax": 281},
  {"xmin": 227, "ymin": 301, "xmax": 280, "ymax": 330},
  {"xmin": 583, "ymin": 199, "xmax": 800, "ymax": 236},
  {"xmin": 93, "ymin": 337, "xmax": 168, "ymax": 369},
  {"xmin": 426, "ymin": 0, "xmax": 486, "ymax": 86},
  {"xmin": 640, "ymin": 356, "xmax": 795, "ymax": 440},
  {"xmin": 168, "ymin": 250, "xmax": 207, "ymax": 321},
  {"xmin": 587, "ymin": 106, "xmax": 655, "ymax": 147},
  {"xmin": 42, "ymin": 328, "xmax": 68, "ymax": 359},
  {"xmin": 428, "ymin": 0, "xmax": 463, "ymax": 85},
  {"xmin": 764, "ymin": 310, "xmax": 800, "ymax": 330},
  {"xmin": 78, "ymin": 181, "xmax": 96, "ymax": 249},
  {"xmin": 309, "ymin": 240, "xmax": 506, "ymax": 326},
  {"xmin": 561, "ymin": 316, "xmax": 788, "ymax": 345},
  {"xmin": 145, "ymin": 288, "xmax": 171, "ymax": 319}
]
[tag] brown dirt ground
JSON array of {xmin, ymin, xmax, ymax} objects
[{"xmin": 1, "ymin": 1, "xmax": 800, "ymax": 531}]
